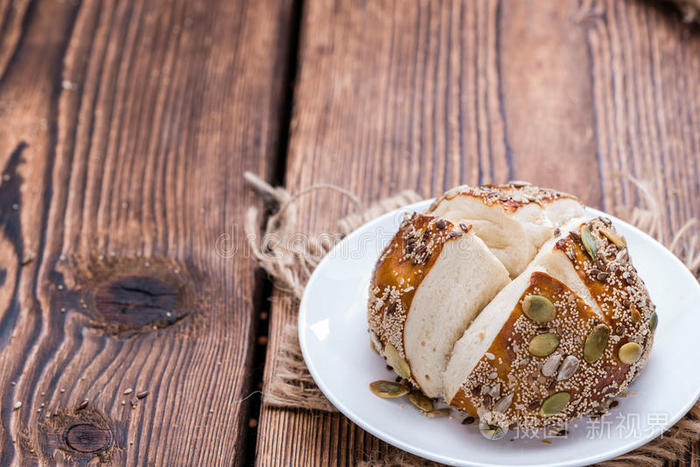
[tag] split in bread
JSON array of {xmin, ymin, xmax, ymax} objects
[{"xmin": 368, "ymin": 184, "xmax": 656, "ymax": 431}]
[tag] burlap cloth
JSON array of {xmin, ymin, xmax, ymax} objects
[{"xmin": 244, "ymin": 172, "xmax": 700, "ymax": 466}]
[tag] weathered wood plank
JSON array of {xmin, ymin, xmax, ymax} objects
[
  {"xmin": 0, "ymin": 0, "xmax": 292, "ymax": 464},
  {"xmin": 256, "ymin": 0, "xmax": 699, "ymax": 465},
  {"xmin": 583, "ymin": 0, "xmax": 700, "ymax": 240}
]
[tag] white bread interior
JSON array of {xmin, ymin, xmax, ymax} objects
[
  {"xmin": 427, "ymin": 195, "xmax": 585, "ymax": 277},
  {"xmin": 405, "ymin": 233, "xmax": 510, "ymax": 398},
  {"xmin": 442, "ymin": 217, "xmax": 598, "ymax": 402}
]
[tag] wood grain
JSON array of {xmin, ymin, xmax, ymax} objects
[
  {"xmin": 0, "ymin": 0, "xmax": 292, "ymax": 464},
  {"xmin": 256, "ymin": 0, "xmax": 700, "ymax": 465}
]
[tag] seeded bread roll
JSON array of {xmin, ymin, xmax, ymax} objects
[
  {"xmin": 425, "ymin": 183, "xmax": 585, "ymax": 277},
  {"xmin": 444, "ymin": 218, "xmax": 655, "ymax": 431},
  {"xmin": 368, "ymin": 213, "xmax": 510, "ymax": 398}
]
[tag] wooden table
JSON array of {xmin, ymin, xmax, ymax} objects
[{"xmin": 0, "ymin": 0, "xmax": 697, "ymax": 465}]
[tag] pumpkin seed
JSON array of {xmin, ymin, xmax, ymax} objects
[
  {"xmin": 540, "ymin": 391, "xmax": 571, "ymax": 416},
  {"xmin": 541, "ymin": 353, "xmax": 563, "ymax": 377},
  {"xmin": 425, "ymin": 408, "xmax": 451, "ymax": 418},
  {"xmin": 618, "ymin": 342, "xmax": 643, "ymax": 364},
  {"xmin": 408, "ymin": 391, "xmax": 434, "ymax": 412},
  {"xmin": 581, "ymin": 225, "xmax": 598, "ymax": 259},
  {"xmin": 600, "ymin": 227, "xmax": 626, "ymax": 248},
  {"xmin": 556, "ymin": 355, "xmax": 580, "ymax": 381},
  {"xmin": 478, "ymin": 420, "xmax": 507, "ymax": 440},
  {"xmin": 584, "ymin": 324, "xmax": 610, "ymax": 363},
  {"xmin": 385, "ymin": 343, "xmax": 411, "ymax": 378},
  {"xmin": 369, "ymin": 380, "xmax": 409, "ymax": 398},
  {"xmin": 522, "ymin": 295, "xmax": 556, "ymax": 323},
  {"xmin": 528, "ymin": 333, "xmax": 560, "ymax": 357},
  {"xmin": 649, "ymin": 311, "xmax": 658, "ymax": 332}
]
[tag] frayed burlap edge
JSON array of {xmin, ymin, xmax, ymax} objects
[
  {"xmin": 244, "ymin": 172, "xmax": 700, "ymax": 466},
  {"xmin": 667, "ymin": 0, "xmax": 700, "ymax": 22}
]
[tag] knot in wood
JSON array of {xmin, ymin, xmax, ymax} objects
[
  {"xmin": 65, "ymin": 423, "xmax": 112, "ymax": 453},
  {"xmin": 94, "ymin": 275, "xmax": 176, "ymax": 326}
]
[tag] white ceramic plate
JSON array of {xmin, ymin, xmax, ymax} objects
[{"xmin": 298, "ymin": 200, "xmax": 700, "ymax": 467}]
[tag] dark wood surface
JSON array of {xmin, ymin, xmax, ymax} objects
[
  {"xmin": 0, "ymin": 0, "xmax": 292, "ymax": 464},
  {"xmin": 0, "ymin": 0, "xmax": 697, "ymax": 465}
]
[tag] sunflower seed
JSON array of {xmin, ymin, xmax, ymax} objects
[
  {"xmin": 541, "ymin": 353, "xmax": 563, "ymax": 377},
  {"xmin": 369, "ymin": 380, "xmax": 409, "ymax": 398},
  {"xmin": 508, "ymin": 180, "xmax": 531, "ymax": 187},
  {"xmin": 616, "ymin": 248, "xmax": 629, "ymax": 263},
  {"xmin": 556, "ymin": 355, "xmax": 580, "ymax": 381}
]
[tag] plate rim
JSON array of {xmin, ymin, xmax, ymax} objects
[{"xmin": 298, "ymin": 200, "xmax": 700, "ymax": 467}]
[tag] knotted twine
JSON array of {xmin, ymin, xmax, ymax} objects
[{"xmin": 244, "ymin": 171, "xmax": 700, "ymax": 466}]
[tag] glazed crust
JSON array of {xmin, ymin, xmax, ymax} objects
[
  {"xmin": 427, "ymin": 183, "xmax": 581, "ymax": 214},
  {"xmin": 449, "ymin": 218, "xmax": 655, "ymax": 430},
  {"xmin": 368, "ymin": 213, "xmax": 470, "ymax": 390}
]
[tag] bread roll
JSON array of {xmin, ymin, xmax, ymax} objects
[
  {"xmin": 368, "ymin": 184, "xmax": 656, "ymax": 433},
  {"xmin": 426, "ymin": 183, "xmax": 585, "ymax": 277},
  {"xmin": 368, "ymin": 213, "xmax": 510, "ymax": 398},
  {"xmin": 445, "ymin": 218, "xmax": 654, "ymax": 430}
]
